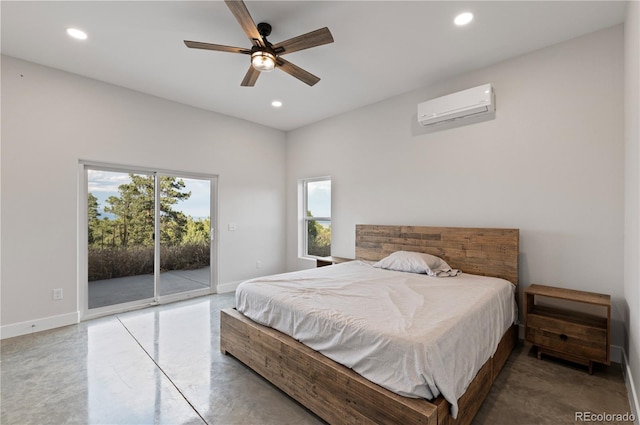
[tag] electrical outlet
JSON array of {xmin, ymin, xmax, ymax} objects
[
  {"xmin": 53, "ymin": 288, "xmax": 63, "ymax": 300},
  {"xmin": 256, "ymin": 260, "xmax": 262, "ymax": 269}
]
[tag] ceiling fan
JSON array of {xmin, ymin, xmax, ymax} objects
[{"xmin": 184, "ymin": 0, "xmax": 334, "ymax": 87}]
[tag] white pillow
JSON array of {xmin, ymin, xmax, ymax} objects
[{"xmin": 372, "ymin": 251, "xmax": 460, "ymax": 277}]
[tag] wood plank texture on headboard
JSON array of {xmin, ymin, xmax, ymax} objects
[{"xmin": 355, "ymin": 225, "xmax": 519, "ymax": 285}]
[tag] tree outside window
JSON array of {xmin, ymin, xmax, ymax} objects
[{"xmin": 304, "ymin": 178, "xmax": 331, "ymax": 257}]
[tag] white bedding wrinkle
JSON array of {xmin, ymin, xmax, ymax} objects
[{"xmin": 235, "ymin": 261, "xmax": 517, "ymax": 419}]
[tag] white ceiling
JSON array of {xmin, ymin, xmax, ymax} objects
[{"xmin": 1, "ymin": 1, "xmax": 627, "ymax": 131}]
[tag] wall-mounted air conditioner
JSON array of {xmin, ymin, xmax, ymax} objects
[{"xmin": 417, "ymin": 83, "xmax": 495, "ymax": 127}]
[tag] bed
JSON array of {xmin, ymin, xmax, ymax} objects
[{"xmin": 220, "ymin": 225, "xmax": 519, "ymax": 425}]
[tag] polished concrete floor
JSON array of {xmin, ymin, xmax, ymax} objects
[{"xmin": 1, "ymin": 293, "xmax": 633, "ymax": 425}]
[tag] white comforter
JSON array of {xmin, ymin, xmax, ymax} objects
[{"xmin": 235, "ymin": 261, "xmax": 517, "ymax": 418}]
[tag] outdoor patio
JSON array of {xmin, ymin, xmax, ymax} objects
[{"xmin": 88, "ymin": 267, "xmax": 210, "ymax": 309}]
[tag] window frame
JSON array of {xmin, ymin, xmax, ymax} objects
[{"xmin": 301, "ymin": 176, "xmax": 331, "ymax": 259}]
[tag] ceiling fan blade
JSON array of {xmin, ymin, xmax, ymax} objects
[
  {"xmin": 184, "ymin": 40, "xmax": 251, "ymax": 54},
  {"xmin": 241, "ymin": 65, "xmax": 260, "ymax": 87},
  {"xmin": 224, "ymin": 0, "xmax": 263, "ymax": 47},
  {"xmin": 276, "ymin": 58, "xmax": 320, "ymax": 86},
  {"xmin": 272, "ymin": 27, "xmax": 334, "ymax": 55}
]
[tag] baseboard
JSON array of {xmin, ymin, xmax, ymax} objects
[
  {"xmin": 0, "ymin": 283, "xmax": 240, "ymax": 339},
  {"xmin": 622, "ymin": 350, "xmax": 640, "ymax": 425},
  {"xmin": 216, "ymin": 280, "xmax": 243, "ymax": 294},
  {"xmin": 0, "ymin": 311, "xmax": 79, "ymax": 340}
]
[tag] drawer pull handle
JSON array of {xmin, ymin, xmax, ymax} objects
[{"xmin": 559, "ymin": 334, "xmax": 568, "ymax": 341}]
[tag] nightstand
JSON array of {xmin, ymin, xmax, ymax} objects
[
  {"xmin": 524, "ymin": 284, "xmax": 610, "ymax": 374},
  {"xmin": 316, "ymin": 256, "xmax": 352, "ymax": 268}
]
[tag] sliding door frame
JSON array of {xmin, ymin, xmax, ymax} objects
[{"xmin": 78, "ymin": 160, "xmax": 219, "ymax": 321}]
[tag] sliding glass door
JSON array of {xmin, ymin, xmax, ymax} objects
[
  {"xmin": 87, "ymin": 169, "xmax": 156, "ymax": 309},
  {"xmin": 158, "ymin": 174, "xmax": 212, "ymax": 297},
  {"xmin": 83, "ymin": 164, "xmax": 217, "ymax": 316}
]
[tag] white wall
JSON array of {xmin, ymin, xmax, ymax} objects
[
  {"xmin": 1, "ymin": 56, "xmax": 287, "ymax": 334},
  {"xmin": 287, "ymin": 26, "xmax": 625, "ymax": 346},
  {"xmin": 624, "ymin": 0, "xmax": 640, "ymax": 416}
]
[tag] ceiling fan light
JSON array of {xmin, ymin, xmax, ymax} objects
[{"xmin": 251, "ymin": 51, "xmax": 276, "ymax": 72}]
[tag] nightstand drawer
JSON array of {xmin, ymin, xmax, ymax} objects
[{"xmin": 526, "ymin": 315, "xmax": 607, "ymax": 362}]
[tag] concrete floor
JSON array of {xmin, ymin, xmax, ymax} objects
[{"xmin": 1, "ymin": 293, "xmax": 633, "ymax": 425}]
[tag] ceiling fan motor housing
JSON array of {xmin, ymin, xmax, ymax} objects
[{"xmin": 257, "ymin": 22, "xmax": 272, "ymax": 38}]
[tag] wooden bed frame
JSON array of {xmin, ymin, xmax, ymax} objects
[{"xmin": 220, "ymin": 225, "xmax": 520, "ymax": 425}]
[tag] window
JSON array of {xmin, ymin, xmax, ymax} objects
[{"xmin": 302, "ymin": 177, "xmax": 331, "ymax": 258}]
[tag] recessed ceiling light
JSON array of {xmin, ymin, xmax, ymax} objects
[
  {"xmin": 454, "ymin": 12, "xmax": 474, "ymax": 26},
  {"xmin": 271, "ymin": 100, "xmax": 283, "ymax": 108},
  {"xmin": 66, "ymin": 28, "xmax": 88, "ymax": 40}
]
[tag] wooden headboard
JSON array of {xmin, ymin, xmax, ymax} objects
[{"xmin": 355, "ymin": 224, "xmax": 519, "ymax": 285}]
